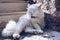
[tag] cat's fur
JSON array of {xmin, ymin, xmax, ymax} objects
[
  {"xmin": 25, "ymin": 3, "xmax": 45, "ymax": 33},
  {"xmin": 2, "ymin": 3, "xmax": 47, "ymax": 39},
  {"xmin": 2, "ymin": 20, "xmax": 17, "ymax": 37},
  {"xmin": 2, "ymin": 13, "xmax": 31, "ymax": 39}
]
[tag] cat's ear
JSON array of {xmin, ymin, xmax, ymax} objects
[{"xmin": 36, "ymin": 2, "xmax": 42, "ymax": 7}]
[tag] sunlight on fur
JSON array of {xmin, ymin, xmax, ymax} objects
[
  {"xmin": 2, "ymin": 20, "xmax": 16, "ymax": 37},
  {"xmin": 2, "ymin": 12, "xmax": 31, "ymax": 39},
  {"xmin": 25, "ymin": 3, "xmax": 45, "ymax": 33}
]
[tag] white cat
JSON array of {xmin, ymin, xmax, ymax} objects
[
  {"xmin": 13, "ymin": 3, "xmax": 45, "ymax": 38},
  {"xmin": 25, "ymin": 3, "xmax": 45, "ymax": 33},
  {"xmin": 2, "ymin": 12, "xmax": 31, "ymax": 39},
  {"xmin": 25, "ymin": 2, "xmax": 50, "ymax": 34},
  {"xmin": 2, "ymin": 2, "xmax": 49, "ymax": 39}
]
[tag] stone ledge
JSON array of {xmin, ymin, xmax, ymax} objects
[
  {"xmin": 0, "ymin": 3, "xmax": 27, "ymax": 13},
  {"xmin": 0, "ymin": 0, "xmax": 28, "ymax": 3},
  {"xmin": 0, "ymin": 11, "xmax": 26, "ymax": 16}
]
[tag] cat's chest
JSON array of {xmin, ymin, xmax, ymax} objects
[
  {"xmin": 31, "ymin": 16, "xmax": 44, "ymax": 24},
  {"xmin": 31, "ymin": 18, "xmax": 40, "ymax": 23}
]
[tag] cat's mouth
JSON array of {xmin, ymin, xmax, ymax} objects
[{"xmin": 31, "ymin": 16, "xmax": 38, "ymax": 18}]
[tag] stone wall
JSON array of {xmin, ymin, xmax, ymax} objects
[
  {"xmin": 35, "ymin": 0, "xmax": 56, "ymax": 14},
  {"xmin": 42, "ymin": 0, "xmax": 60, "ymax": 31},
  {"xmin": 44, "ymin": 11, "xmax": 60, "ymax": 31},
  {"xmin": 0, "ymin": 3, "xmax": 27, "ymax": 13},
  {"xmin": 0, "ymin": 0, "xmax": 25, "ymax": 3},
  {"xmin": 56, "ymin": 0, "xmax": 60, "ymax": 11}
]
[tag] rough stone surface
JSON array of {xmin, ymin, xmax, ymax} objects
[
  {"xmin": 36, "ymin": 0, "xmax": 56, "ymax": 14},
  {"xmin": 20, "ymin": 31, "xmax": 60, "ymax": 40},
  {"xmin": 44, "ymin": 11, "xmax": 60, "ymax": 31}
]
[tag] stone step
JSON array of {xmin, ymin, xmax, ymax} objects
[
  {"xmin": 0, "ymin": 0, "xmax": 27, "ymax": 3},
  {"xmin": 0, "ymin": 3, "xmax": 28, "ymax": 13},
  {"xmin": 0, "ymin": 11, "xmax": 26, "ymax": 30},
  {"xmin": 0, "ymin": 11, "xmax": 26, "ymax": 22}
]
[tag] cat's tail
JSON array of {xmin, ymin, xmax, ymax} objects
[{"xmin": 2, "ymin": 20, "xmax": 16, "ymax": 37}]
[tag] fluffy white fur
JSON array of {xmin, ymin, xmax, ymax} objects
[
  {"xmin": 25, "ymin": 3, "xmax": 50, "ymax": 33},
  {"xmin": 2, "ymin": 12, "xmax": 31, "ymax": 39},
  {"xmin": 25, "ymin": 3, "xmax": 45, "ymax": 33},
  {"xmin": 2, "ymin": 20, "xmax": 16, "ymax": 37},
  {"xmin": 13, "ymin": 13, "xmax": 31, "ymax": 38}
]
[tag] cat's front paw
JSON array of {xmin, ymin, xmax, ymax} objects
[
  {"xmin": 13, "ymin": 33, "xmax": 20, "ymax": 39},
  {"xmin": 36, "ymin": 30, "xmax": 43, "ymax": 34}
]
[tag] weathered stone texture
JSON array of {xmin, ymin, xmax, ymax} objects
[
  {"xmin": 37, "ymin": 0, "xmax": 56, "ymax": 14},
  {"xmin": 45, "ymin": 11, "xmax": 60, "ymax": 31}
]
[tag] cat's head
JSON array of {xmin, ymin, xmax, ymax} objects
[{"xmin": 27, "ymin": 2, "xmax": 44, "ymax": 18}]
